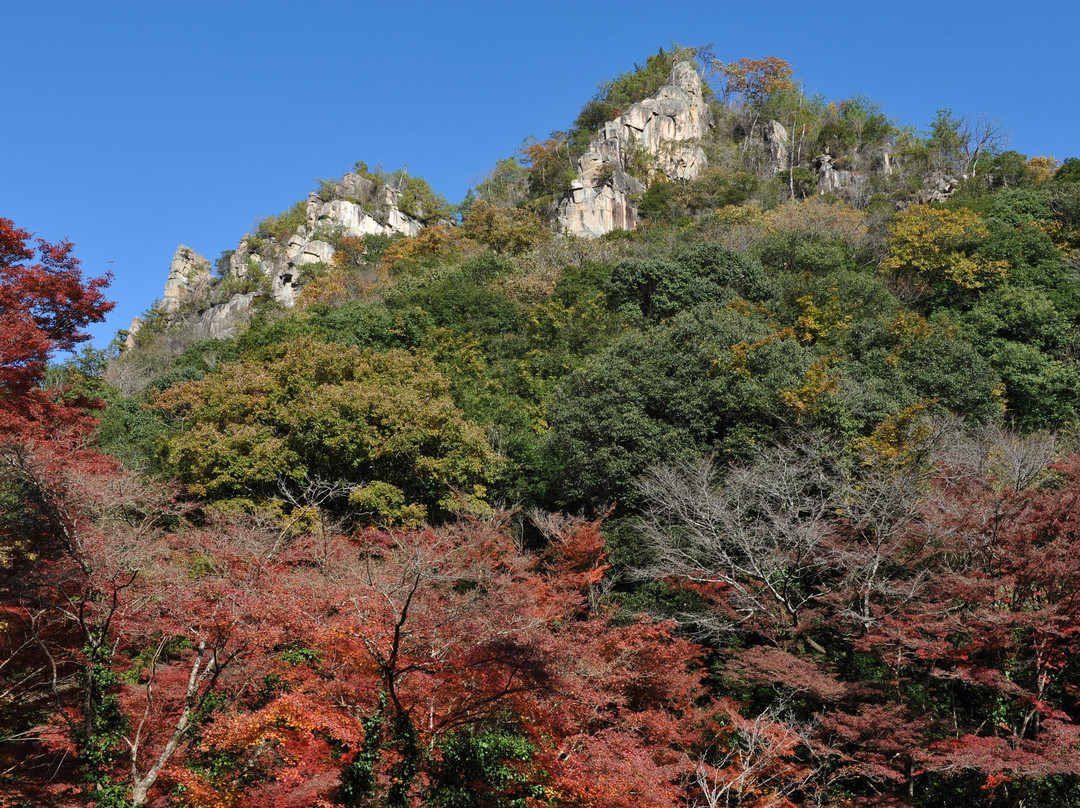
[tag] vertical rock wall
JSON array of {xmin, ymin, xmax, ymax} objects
[{"xmin": 556, "ymin": 60, "xmax": 712, "ymax": 238}]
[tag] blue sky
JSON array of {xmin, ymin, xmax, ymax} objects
[{"xmin": 3, "ymin": 0, "xmax": 1077, "ymax": 348}]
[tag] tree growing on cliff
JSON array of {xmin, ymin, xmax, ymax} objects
[{"xmin": 715, "ymin": 56, "xmax": 795, "ymax": 153}]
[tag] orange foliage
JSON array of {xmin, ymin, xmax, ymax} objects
[
  {"xmin": 718, "ymin": 57, "xmax": 795, "ymax": 103},
  {"xmin": 1027, "ymin": 155, "xmax": 1059, "ymax": 183},
  {"xmin": 379, "ymin": 225, "xmax": 462, "ymax": 269}
]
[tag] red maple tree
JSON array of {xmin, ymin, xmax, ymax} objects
[{"xmin": 0, "ymin": 217, "xmax": 112, "ymax": 436}]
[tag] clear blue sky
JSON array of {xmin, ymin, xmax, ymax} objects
[{"xmin": 3, "ymin": 0, "xmax": 1077, "ymax": 348}]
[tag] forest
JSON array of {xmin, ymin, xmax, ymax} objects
[{"xmin": 5, "ymin": 46, "xmax": 1080, "ymax": 808}]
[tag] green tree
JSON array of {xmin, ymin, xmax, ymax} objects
[
  {"xmin": 543, "ymin": 305, "xmax": 814, "ymax": 510},
  {"xmin": 1053, "ymin": 157, "xmax": 1080, "ymax": 184},
  {"xmin": 471, "ymin": 157, "xmax": 530, "ymax": 208},
  {"xmin": 154, "ymin": 337, "xmax": 497, "ymax": 523},
  {"xmin": 926, "ymin": 107, "xmax": 966, "ymax": 174}
]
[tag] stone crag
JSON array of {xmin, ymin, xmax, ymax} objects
[
  {"xmin": 228, "ymin": 174, "xmax": 426, "ymax": 308},
  {"xmin": 134, "ymin": 174, "xmax": 427, "ymax": 340},
  {"xmin": 134, "ymin": 59, "xmax": 951, "ymax": 345},
  {"xmin": 556, "ymin": 60, "xmax": 712, "ymax": 238},
  {"xmin": 161, "ymin": 245, "xmax": 212, "ymax": 313}
]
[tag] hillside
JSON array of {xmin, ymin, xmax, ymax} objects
[{"xmin": 5, "ymin": 47, "xmax": 1080, "ymax": 808}]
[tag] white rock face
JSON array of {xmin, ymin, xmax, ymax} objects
[
  {"xmin": 558, "ymin": 167, "xmax": 644, "ymax": 238},
  {"xmin": 298, "ymin": 240, "xmax": 335, "ymax": 266},
  {"xmin": 190, "ymin": 294, "xmax": 255, "ymax": 341},
  {"xmin": 145, "ymin": 167, "xmax": 434, "ymax": 349},
  {"xmin": 760, "ymin": 120, "xmax": 790, "ymax": 173},
  {"xmin": 161, "ymin": 245, "xmax": 212, "ymax": 312},
  {"xmin": 224, "ymin": 176, "xmax": 427, "ymax": 307},
  {"xmin": 313, "ymin": 199, "xmax": 387, "ymax": 237},
  {"xmin": 556, "ymin": 60, "xmax": 712, "ymax": 238}
]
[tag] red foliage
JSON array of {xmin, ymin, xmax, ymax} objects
[
  {"xmin": 841, "ymin": 452, "xmax": 1080, "ymax": 797},
  {"xmin": 0, "ymin": 218, "xmax": 112, "ymax": 436},
  {"xmin": 1, "ymin": 504, "xmax": 709, "ymax": 807}
]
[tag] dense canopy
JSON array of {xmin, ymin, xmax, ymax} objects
[{"xmin": 5, "ymin": 47, "xmax": 1080, "ymax": 808}]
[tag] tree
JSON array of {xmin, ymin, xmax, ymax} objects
[
  {"xmin": 691, "ymin": 701, "xmax": 826, "ymax": 808},
  {"xmin": 154, "ymin": 337, "xmax": 498, "ymax": 523},
  {"xmin": 543, "ymin": 305, "xmax": 814, "ymax": 510},
  {"xmin": 634, "ymin": 417, "xmax": 940, "ymax": 647},
  {"xmin": 460, "ymin": 200, "xmax": 550, "ymax": 255},
  {"xmin": 160, "ymin": 513, "xmax": 707, "ymax": 808},
  {"xmin": 961, "ymin": 114, "xmax": 1008, "ymax": 178},
  {"xmin": 0, "ymin": 439, "xmax": 337, "ymax": 806},
  {"xmin": 717, "ymin": 57, "xmax": 795, "ymax": 107},
  {"xmin": 1053, "ymin": 157, "xmax": 1080, "ymax": 184},
  {"xmin": 925, "ymin": 109, "xmax": 1007, "ymax": 178},
  {"xmin": 632, "ymin": 422, "xmax": 1080, "ymax": 806},
  {"xmin": 0, "ymin": 218, "xmax": 113, "ymax": 435},
  {"xmin": 716, "ymin": 57, "xmax": 795, "ymax": 153},
  {"xmin": 882, "ymin": 205, "xmax": 1010, "ymax": 299},
  {"xmin": 926, "ymin": 108, "xmax": 966, "ymax": 175},
  {"xmin": 520, "ymin": 135, "xmax": 576, "ymax": 200},
  {"xmin": 470, "ymin": 157, "xmax": 531, "ymax": 209}
]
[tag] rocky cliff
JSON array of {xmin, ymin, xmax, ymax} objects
[
  {"xmin": 228, "ymin": 173, "xmax": 426, "ymax": 308},
  {"xmin": 132, "ymin": 173, "xmax": 429, "ymax": 342},
  {"xmin": 556, "ymin": 60, "xmax": 712, "ymax": 238},
  {"xmin": 161, "ymin": 245, "xmax": 212, "ymax": 313},
  {"xmin": 132, "ymin": 57, "xmax": 956, "ymax": 347}
]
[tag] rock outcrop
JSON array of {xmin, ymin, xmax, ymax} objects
[
  {"xmin": 811, "ymin": 150, "xmax": 895, "ymax": 204},
  {"xmin": 760, "ymin": 120, "xmax": 790, "ymax": 173},
  {"xmin": 161, "ymin": 246, "xmax": 212, "ymax": 312},
  {"xmin": 909, "ymin": 171, "xmax": 960, "ymax": 205},
  {"xmin": 813, "ymin": 153, "xmax": 868, "ymax": 202},
  {"xmin": 306, "ymin": 179, "xmax": 424, "ymax": 242},
  {"xmin": 556, "ymin": 60, "xmax": 712, "ymax": 238},
  {"xmin": 134, "ymin": 171, "xmax": 430, "ymax": 343},
  {"xmin": 189, "ymin": 293, "xmax": 255, "ymax": 342},
  {"xmin": 228, "ymin": 173, "xmax": 426, "ymax": 307}
]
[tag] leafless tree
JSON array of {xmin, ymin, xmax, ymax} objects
[
  {"xmin": 961, "ymin": 114, "xmax": 1008, "ymax": 178},
  {"xmin": 635, "ymin": 439, "xmax": 839, "ymax": 639},
  {"xmin": 693, "ymin": 702, "xmax": 826, "ymax": 808},
  {"xmin": 635, "ymin": 427, "xmax": 946, "ymax": 642}
]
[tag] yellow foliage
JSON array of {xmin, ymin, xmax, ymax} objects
[
  {"xmin": 461, "ymin": 200, "xmax": 551, "ymax": 255},
  {"xmin": 853, "ymin": 404, "xmax": 932, "ymax": 467},
  {"xmin": 884, "ymin": 310, "xmax": 932, "ymax": 364},
  {"xmin": 712, "ymin": 197, "xmax": 868, "ymax": 255},
  {"xmin": 331, "ymin": 235, "xmax": 369, "ymax": 269},
  {"xmin": 882, "ymin": 205, "xmax": 1009, "ymax": 290},
  {"xmin": 1027, "ymin": 155, "xmax": 1059, "ymax": 183},
  {"xmin": 780, "ymin": 357, "xmax": 838, "ymax": 417},
  {"xmin": 762, "ymin": 197, "xmax": 869, "ymax": 247},
  {"xmin": 794, "ymin": 290, "xmax": 852, "ymax": 344},
  {"xmin": 348, "ymin": 481, "xmax": 427, "ymax": 528},
  {"xmin": 297, "ymin": 267, "xmax": 383, "ymax": 308},
  {"xmin": 714, "ymin": 202, "xmax": 764, "ymax": 226},
  {"xmin": 380, "ymin": 225, "xmax": 462, "ymax": 269}
]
